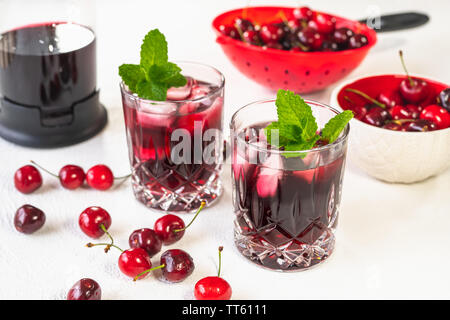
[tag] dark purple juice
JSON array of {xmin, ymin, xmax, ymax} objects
[
  {"xmin": 232, "ymin": 124, "xmax": 346, "ymax": 270},
  {"xmin": 121, "ymin": 79, "xmax": 224, "ymax": 213},
  {"xmin": 0, "ymin": 22, "xmax": 96, "ymax": 114}
]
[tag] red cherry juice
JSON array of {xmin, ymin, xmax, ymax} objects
[
  {"xmin": 121, "ymin": 80, "xmax": 224, "ymax": 212},
  {"xmin": 232, "ymin": 123, "xmax": 346, "ymax": 270}
]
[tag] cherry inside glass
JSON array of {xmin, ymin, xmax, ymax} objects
[{"xmin": 230, "ymin": 99, "xmax": 349, "ymax": 271}]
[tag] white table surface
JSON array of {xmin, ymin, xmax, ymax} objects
[{"xmin": 1, "ymin": 0, "xmax": 450, "ymax": 300}]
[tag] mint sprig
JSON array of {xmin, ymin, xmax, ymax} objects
[
  {"xmin": 119, "ymin": 29, "xmax": 187, "ymax": 101},
  {"xmin": 264, "ymin": 89, "xmax": 353, "ymax": 158}
]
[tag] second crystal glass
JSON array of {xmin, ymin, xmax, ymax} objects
[
  {"xmin": 231, "ymin": 99, "xmax": 349, "ymax": 271},
  {"xmin": 121, "ymin": 62, "xmax": 225, "ymax": 213}
]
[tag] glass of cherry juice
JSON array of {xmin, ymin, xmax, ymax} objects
[
  {"xmin": 120, "ymin": 62, "xmax": 225, "ymax": 213},
  {"xmin": 230, "ymin": 99, "xmax": 350, "ymax": 271}
]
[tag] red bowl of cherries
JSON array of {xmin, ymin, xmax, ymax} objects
[
  {"xmin": 212, "ymin": 6, "xmax": 377, "ymax": 93},
  {"xmin": 330, "ymin": 52, "xmax": 450, "ymax": 183}
]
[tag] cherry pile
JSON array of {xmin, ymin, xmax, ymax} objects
[
  {"xmin": 344, "ymin": 51, "xmax": 450, "ymax": 131},
  {"xmin": 81, "ymin": 203, "xmax": 219, "ymax": 288},
  {"xmin": 14, "ymin": 161, "xmax": 130, "ymax": 194},
  {"xmin": 219, "ymin": 6, "xmax": 369, "ymax": 52}
]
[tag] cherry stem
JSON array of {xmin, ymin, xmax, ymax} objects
[
  {"xmin": 217, "ymin": 246, "xmax": 224, "ymax": 277},
  {"xmin": 234, "ymin": 22, "xmax": 246, "ymax": 42},
  {"xmin": 86, "ymin": 242, "xmax": 123, "ymax": 253},
  {"xmin": 29, "ymin": 160, "xmax": 58, "ymax": 178},
  {"xmin": 345, "ymin": 88, "xmax": 386, "ymax": 109},
  {"xmin": 344, "ymin": 96, "xmax": 354, "ymax": 104},
  {"xmin": 86, "ymin": 224, "xmax": 120, "ymax": 253},
  {"xmin": 174, "ymin": 201, "xmax": 206, "ymax": 233},
  {"xmin": 133, "ymin": 264, "xmax": 165, "ymax": 282},
  {"xmin": 399, "ymin": 50, "xmax": 415, "ymax": 87}
]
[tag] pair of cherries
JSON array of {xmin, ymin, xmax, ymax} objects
[
  {"xmin": 67, "ymin": 247, "xmax": 232, "ymax": 300},
  {"xmin": 345, "ymin": 51, "xmax": 450, "ymax": 131},
  {"xmin": 14, "ymin": 162, "xmax": 127, "ymax": 194}
]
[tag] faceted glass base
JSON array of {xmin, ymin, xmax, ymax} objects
[
  {"xmin": 131, "ymin": 167, "xmax": 223, "ymax": 213},
  {"xmin": 234, "ymin": 227, "xmax": 335, "ymax": 271}
]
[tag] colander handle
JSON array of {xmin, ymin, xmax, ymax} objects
[{"xmin": 359, "ymin": 12, "xmax": 429, "ymax": 32}]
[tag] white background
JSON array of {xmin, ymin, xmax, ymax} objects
[{"xmin": 1, "ymin": 0, "xmax": 450, "ymax": 299}]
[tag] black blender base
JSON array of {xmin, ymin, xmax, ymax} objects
[{"xmin": 0, "ymin": 91, "xmax": 108, "ymax": 148}]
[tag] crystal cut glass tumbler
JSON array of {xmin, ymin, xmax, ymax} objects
[
  {"xmin": 121, "ymin": 62, "xmax": 225, "ymax": 213},
  {"xmin": 230, "ymin": 99, "xmax": 349, "ymax": 271}
]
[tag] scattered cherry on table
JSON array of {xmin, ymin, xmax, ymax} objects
[
  {"xmin": 129, "ymin": 228, "xmax": 162, "ymax": 257},
  {"xmin": 67, "ymin": 278, "xmax": 101, "ymax": 300},
  {"xmin": 14, "ymin": 165, "xmax": 42, "ymax": 194},
  {"xmin": 79, "ymin": 206, "xmax": 112, "ymax": 239},
  {"xmin": 154, "ymin": 201, "xmax": 206, "ymax": 245},
  {"xmin": 194, "ymin": 247, "xmax": 232, "ymax": 300},
  {"xmin": 14, "ymin": 204, "xmax": 46, "ymax": 234}
]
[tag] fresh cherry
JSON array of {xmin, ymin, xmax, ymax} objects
[
  {"xmin": 242, "ymin": 30, "xmax": 260, "ymax": 45},
  {"xmin": 293, "ymin": 6, "xmax": 314, "ymax": 21},
  {"xmin": 154, "ymin": 202, "xmax": 205, "ymax": 245},
  {"xmin": 363, "ymin": 107, "xmax": 391, "ymax": 127},
  {"xmin": 14, "ymin": 204, "xmax": 46, "ymax": 234},
  {"xmin": 438, "ymin": 88, "xmax": 450, "ymax": 111},
  {"xmin": 160, "ymin": 249, "xmax": 195, "ymax": 283},
  {"xmin": 219, "ymin": 25, "xmax": 239, "ymax": 39},
  {"xmin": 309, "ymin": 13, "xmax": 336, "ymax": 34},
  {"xmin": 420, "ymin": 105, "xmax": 450, "ymax": 129},
  {"xmin": 297, "ymin": 28, "xmax": 324, "ymax": 50},
  {"xmin": 194, "ymin": 247, "xmax": 232, "ymax": 300},
  {"xmin": 377, "ymin": 90, "xmax": 403, "ymax": 108},
  {"xmin": 14, "ymin": 165, "xmax": 42, "ymax": 194},
  {"xmin": 382, "ymin": 122, "xmax": 404, "ymax": 131},
  {"xmin": 79, "ymin": 206, "xmax": 112, "ymax": 239},
  {"xmin": 348, "ymin": 34, "xmax": 368, "ymax": 49},
  {"xmin": 398, "ymin": 51, "xmax": 430, "ymax": 103},
  {"xmin": 129, "ymin": 228, "xmax": 162, "ymax": 258},
  {"xmin": 262, "ymin": 42, "xmax": 284, "ymax": 50},
  {"xmin": 118, "ymin": 248, "xmax": 152, "ymax": 280},
  {"xmin": 404, "ymin": 119, "xmax": 438, "ymax": 132},
  {"xmin": 67, "ymin": 278, "xmax": 101, "ymax": 300},
  {"xmin": 333, "ymin": 27, "xmax": 354, "ymax": 46},
  {"xmin": 390, "ymin": 105, "xmax": 411, "ymax": 120},
  {"xmin": 259, "ymin": 23, "xmax": 285, "ymax": 44},
  {"xmin": 59, "ymin": 165, "xmax": 85, "ymax": 190},
  {"xmin": 30, "ymin": 161, "xmax": 85, "ymax": 190},
  {"xmin": 405, "ymin": 104, "xmax": 421, "ymax": 119},
  {"xmin": 233, "ymin": 17, "xmax": 254, "ymax": 32},
  {"xmin": 86, "ymin": 165, "xmax": 114, "ymax": 191},
  {"xmin": 321, "ymin": 40, "xmax": 339, "ymax": 52},
  {"xmin": 131, "ymin": 249, "xmax": 195, "ymax": 283}
]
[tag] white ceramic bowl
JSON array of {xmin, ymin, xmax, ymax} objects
[{"xmin": 330, "ymin": 74, "xmax": 450, "ymax": 183}]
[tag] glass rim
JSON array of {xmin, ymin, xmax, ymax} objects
[
  {"xmin": 230, "ymin": 98, "xmax": 350, "ymax": 155},
  {"xmin": 119, "ymin": 61, "xmax": 225, "ymax": 105}
]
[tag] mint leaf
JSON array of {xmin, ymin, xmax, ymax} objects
[
  {"xmin": 283, "ymin": 135, "xmax": 320, "ymax": 158},
  {"xmin": 119, "ymin": 29, "xmax": 187, "ymax": 101},
  {"xmin": 321, "ymin": 110, "xmax": 353, "ymax": 143},
  {"xmin": 136, "ymin": 81, "xmax": 168, "ymax": 101},
  {"xmin": 275, "ymin": 90, "xmax": 318, "ymax": 142},
  {"xmin": 140, "ymin": 29, "xmax": 168, "ymax": 69},
  {"xmin": 119, "ymin": 64, "xmax": 146, "ymax": 92},
  {"xmin": 264, "ymin": 122, "xmax": 289, "ymax": 147},
  {"xmin": 147, "ymin": 63, "xmax": 187, "ymax": 88}
]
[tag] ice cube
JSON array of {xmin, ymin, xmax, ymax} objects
[
  {"xmin": 256, "ymin": 154, "xmax": 283, "ymax": 198},
  {"xmin": 137, "ymin": 100, "xmax": 177, "ymax": 128},
  {"xmin": 167, "ymin": 77, "xmax": 194, "ymax": 101}
]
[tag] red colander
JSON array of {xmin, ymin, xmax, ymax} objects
[{"xmin": 212, "ymin": 6, "xmax": 377, "ymax": 94}]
